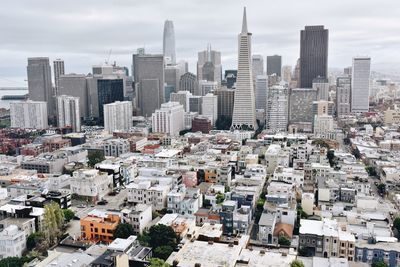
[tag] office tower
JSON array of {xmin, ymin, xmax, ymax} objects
[
  {"xmin": 282, "ymin": 65, "xmax": 292, "ymax": 83},
  {"xmin": 231, "ymin": 7, "xmax": 257, "ymax": 130},
  {"xmin": 312, "ymin": 100, "xmax": 334, "ymax": 117},
  {"xmin": 312, "ymin": 77, "xmax": 329, "ymax": 100},
  {"xmin": 351, "ymin": 57, "xmax": 371, "ymax": 113},
  {"xmin": 10, "ymin": 100, "xmax": 48, "ymax": 129},
  {"xmin": 58, "ymin": 74, "xmax": 89, "ymax": 119},
  {"xmin": 290, "ymin": 58, "xmax": 301, "ymax": 88},
  {"xmin": 197, "ymin": 45, "xmax": 222, "ymax": 85},
  {"xmin": 344, "ymin": 66, "xmax": 352, "ymax": 76},
  {"xmin": 103, "ymin": 101, "xmax": 133, "ymax": 134},
  {"xmin": 336, "ymin": 76, "xmax": 351, "ymax": 117},
  {"xmin": 27, "ymin": 57, "xmax": 54, "ymax": 119},
  {"xmin": 252, "ymin": 55, "xmax": 264, "ymax": 78},
  {"xmin": 184, "ymin": 112, "xmax": 198, "ymax": 130},
  {"xmin": 132, "ymin": 53, "xmax": 165, "ymax": 117},
  {"xmin": 164, "ymin": 85, "xmax": 175, "ymax": 103},
  {"xmin": 224, "ymin": 70, "xmax": 237, "ymax": 89},
  {"xmin": 201, "ymin": 93, "xmax": 218, "ymax": 125},
  {"xmin": 288, "ymin": 88, "xmax": 318, "ymax": 132},
  {"xmin": 198, "ymin": 80, "xmax": 218, "ymax": 96},
  {"xmin": 152, "ymin": 102, "xmax": 184, "ymax": 135},
  {"xmin": 266, "ymin": 85, "xmax": 288, "ymax": 132},
  {"xmin": 165, "ymin": 65, "xmax": 181, "ymax": 94},
  {"xmin": 53, "ymin": 59, "xmax": 65, "ymax": 95},
  {"xmin": 255, "ymin": 75, "xmax": 268, "ymax": 110},
  {"xmin": 299, "ymin": 26, "xmax": 329, "ymax": 88},
  {"xmin": 177, "ymin": 60, "xmax": 189, "ymax": 74},
  {"xmin": 189, "ymin": 95, "xmax": 202, "ymax": 114},
  {"xmin": 163, "ymin": 20, "xmax": 176, "ymax": 65},
  {"xmin": 179, "ymin": 72, "xmax": 198, "ymax": 95},
  {"xmin": 314, "ymin": 115, "xmax": 334, "ymax": 138},
  {"xmin": 267, "ymin": 55, "xmax": 282, "ymax": 76},
  {"xmin": 170, "ymin": 91, "xmax": 192, "ymax": 112},
  {"xmin": 56, "ymin": 95, "xmax": 80, "ymax": 132},
  {"xmin": 214, "ymin": 88, "xmax": 235, "ymax": 119}
]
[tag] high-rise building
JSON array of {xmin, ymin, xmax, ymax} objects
[
  {"xmin": 132, "ymin": 53, "xmax": 165, "ymax": 117},
  {"xmin": 56, "ymin": 95, "xmax": 80, "ymax": 132},
  {"xmin": 198, "ymin": 80, "xmax": 218, "ymax": 96},
  {"xmin": 10, "ymin": 100, "xmax": 48, "ymax": 129},
  {"xmin": 170, "ymin": 91, "xmax": 192, "ymax": 112},
  {"xmin": 179, "ymin": 72, "xmax": 198, "ymax": 95},
  {"xmin": 214, "ymin": 88, "xmax": 235, "ymax": 119},
  {"xmin": 53, "ymin": 59, "xmax": 65, "ymax": 95},
  {"xmin": 224, "ymin": 70, "xmax": 237, "ymax": 89},
  {"xmin": 201, "ymin": 93, "xmax": 218, "ymax": 125},
  {"xmin": 282, "ymin": 65, "xmax": 292, "ymax": 84},
  {"xmin": 290, "ymin": 58, "xmax": 301, "ymax": 88},
  {"xmin": 299, "ymin": 26, "xmax": 329, "ymax": 88},
  {"xmin": 252, "ymin": 55, "xmax": 264, "ymax": 78},
  {"xmin": 266, "ymin": 85, "xmax": 288, "ymax": 132},
  {"xmin": 231, "ymin": 7, "xmax": 257, "ymax": 130},
  {"xmin": 312, "ymin": 77, "xmax": 329, "ymax": 101},
  {"xmin": 58, "ymin": 74, "xmax": 89, "ymax": 119},
  {"xmin": 163, "ymin": 20, "xmax": 176, "ymax": 65},
  {"xmin": 103, "ymin": 101, "xmax": 133, "ymax": 134},
  {"xmin": 165, "ymin": 65, "xmax": 181, "ymax": 94},
  {"xmin": 255, "ymin": 75, "xmax": 268, "ymax": 111},
  {"xmin": 27, "ymin": 57, "xmax": 54, "ymax": 119},
  {"xmin": 267, "ymin": 55, "xmax": 282, "ymax": 76},
  {"xmin": 189, "ymin": 96, "xmax": 202, "ymax": 114},
  {"xmin": 152, "ymin": 102, "xmax": 184, "ymax": 135},
  {"xmin": 312, "ymin": 100, "xmax": 334, "ymax": 117},
  {"xmin": 288, "ymin": 88, "xmax": 318, "ymax": 132},
  {"xmin": 197, "ymin": 45, "xmax": 222, "ymax": 85},
  {"xmin": 351, "ymin": 57, "xmax": 371, "ymax": 113},
  {"xmin": 336, "ymin": 76, "xmax": 351, "ymax": 117}
]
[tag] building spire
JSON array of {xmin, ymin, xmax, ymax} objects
[{"xmin": 241, "ymin": 7, "xmax": 248, "ymax": 33}]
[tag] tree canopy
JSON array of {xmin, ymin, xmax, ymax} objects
[
  {"xmin": 149, "ymin": 258, "xmax": 171, "ymax": 267},
  {"xmin": 290, "ymin": 259, "xmax": 305, "ymax": 267},
  {"xmin": 62, "ymin": 209, "xmax": 75, "ymax": 222},
  {"xmin": 88, "ymin": 150, "xmax": 105, "ymax": 167},
  {"xmin": 372, "ymin": 260, "xmax": 389, "ymax": 267},
  {"xmin": 114, "ymin": 223, "xmax": 135, "ymax": 239}
]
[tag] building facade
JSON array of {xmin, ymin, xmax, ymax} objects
[
  {"xmin": 10, "ymin": 100, "xmax": 48, "ymax": 129},
  {"xmin": 56, "ymin": 95, "xmax": 81, "ymax": 132},
  {"xmin": 152, "ymin": 102, "xmax": 185, "ymax": 136},
  {"xmin": 351, "ymin": 57, "xmax": 371, "ymax": 113},
  {"xmin": 103, "ymin": 101, "xmax": 132, "ymax": 134}
]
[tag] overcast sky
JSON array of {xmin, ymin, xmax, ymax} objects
[{"xmin": 0, "ymin": 0, "xmax": 399, "ymax": 87}]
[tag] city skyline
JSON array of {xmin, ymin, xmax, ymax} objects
[{"xmin": 1, "ymin": 0, "xmax": 399, "ymax": 86}]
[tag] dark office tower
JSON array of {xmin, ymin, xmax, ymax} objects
[
  {"xmin": 266, "ymin": 55, "xmax": 282, "ymax": 76},
  {"xmin": 214, "ymin": 88, "xmax": 235, "ymax": 119},
  {"xmin": 299, "ymin": 26, "xmax": 329, "ymax": 88},
  {"xmin": 224, "ymin": 70, "xmax": 237, "ymax": 89},
  {"xmin": 180, "ymin": 72, "xmax": 198, "ymax": 95},
  {"xmin": 97, "ymin": 78, "xmax": 124, "ymax": 123},
  {"xmin": 27, "ymin": 57, "xmax": 54, "ymax": 120},
  {"xmin": 132, "ymin": 52, "xmax": 165, "ymax": 117}
]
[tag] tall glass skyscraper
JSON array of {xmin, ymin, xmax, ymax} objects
[
  {"xmin": 163, "ymin": 20, "xmax": 176, "ymax": 65},
  {"xmin": 299, "ymin": 26, "xmax": 329, "ymax": 88},
  {"xmin": 231, "ymin": 7, "xmax": 257, "ymax": 130}
]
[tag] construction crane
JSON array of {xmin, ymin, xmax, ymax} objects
[{"xmin": 105, "ymin": 49, "xmax": 112, "ymax": 65}]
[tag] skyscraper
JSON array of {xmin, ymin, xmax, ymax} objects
[
  {"xmin": 312, "ymin": 77, "xmax": 329, "ymax": 101},
  {"xmin": 170, "ymin": 90, "xmax": 192, "ymax": 112},
  {"xmin": 27, "ymin": 57, "xmax": 54, "ymax": 119},
  {"xmin": 58, "ymin": 74, "xmax": 89, "ymax": 119},
  {"xmin": 56, "ymin": 95, "xmax": 81, "ymax": 132},
  {"xmin": 53, "ymin": 59, "xmax": 65, "ymax": 95},
  {"xmin": 179, "ymin": 72, "xmax": 198, "ymax": 95},
  {"xmin": 336, "ymin": 76, "xmax": 351, "ymax": 117},
  {"xmin": 10, "ymin": 100, "xmax": 48, "ymax": 129},
  {"xmin": 288, "ymin": 88, "xmax": 318, "ymax": 132},
  {"xmin": 152, "ymin": 102, "xmax": 184, "ymax": 136},
  {"xmin": 266, "ymin": 55, "xmax": 282, "ymax": 76},
  {"xmin": 103, "ymin": 101, "xmax": 133, "ymax": 134},
  {"xmin": 266, "ymin": 85, "xmax": 288, "ymax": 132},
  {"xmin": 231, "ymin": 7, "xmax": 257, "ymax": 130},
  {"xmin": 299, "ymin": 26, "xmax": 329, "ymax": 88},
  {"xmin": 163, "ymin": 20, "xmax": 176, "ymax": 65},
  {"xmin": 201, "ymin": 93, "xmax": 218, "ymax": 126},
  {"xmin": 252, "ymin": 55, "xmax": 264, "ymax": 77},
  {"xmin": 255, "ymin": 75, "xmax": 268, "ymax": 111},
  {"xmin": 351, "ymin": 57, "xmax": 371, "ymax": 113},
  {"xmin": 165, "ymin": 65, "xmax": 181, "ymax": 93},
  {"xmin": 132, "ymin": 53, "xmax": 165, "ymax": 117},
  {"xmin": 197, "ymin": 45, "xmax": 222, "ymax": 85},
  {"xmin": 214, "ymin": 88, "xmax": 235, "ymax": 120}
]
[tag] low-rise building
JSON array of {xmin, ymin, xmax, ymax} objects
[
  {"xmin": 121, "ymin": 204, "xmax": 152, "ymax": 235},
  {"xmin": 70, "ymin": 169, "xmax": 111, "ymax": 202},
  {"xmin": 80, "ymin": 210, "xmax": 120, "ymax": 244},
  {"xmin": 0, "ymin": 225, "xmax": 26, "ymax": 258}
]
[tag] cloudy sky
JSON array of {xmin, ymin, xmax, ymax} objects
[{"xmin": 0, "ymin": 0, "xmax": 399, "ymax": 87}]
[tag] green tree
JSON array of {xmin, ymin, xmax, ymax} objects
[
  {"xmin": 43, "ymin": 202, "xmax": 65, "ymax": 245},
  {"xmin": 393, "ymin": 217, "xmax": 400, "ymax": 233},
  {"xmin": 366, "ymin": 166, "xmax": 377, "ymax": 176},
  {"xmin": 278, "ymin": 236, "xmax": 291, "ymax": 246},
  {"xmin": 290, "ymin": 259, "xmax": 305, "ymax": 267},
  {"xmin": 0, "ymin": 256, "xmax": 34, "ymax": 267},
  {"xmin": 62, "ymin": 209, "xmax": 75, "ymax": 222},
  {"xmin": 148, "ymin": 224, "xmax": 177, "ymax": 248},
  {"xmin": 88, "ymin": 150, "xmax": 105, "ymax": 167},
  {"xmin": 114, "ymin": 223, "xmax": 135, "ymax": 239},
  {"xmin": 149, "ymin": 258, "xmax": 171, "ymax": 267},
  {"xmin": 372, "ymin": 260, "xmax": 388, "ymax": 267},
  {"xmin": 154, "ymin": 245, "xmax": 174, "ymax": 260},
  {"xmin": 216, "ymin": 193, "xmax": 225, "ymax": 204},
  {"xmin": 377, "ymin": 183, "xmax": 386, "ymax": 194},
  {"xmin": 312, "ymin": 139, "xmax": 330, "ymax": 149},
  {"xmin": 27, "ymin": 232, "xmax": 46, "ymax": 250}
]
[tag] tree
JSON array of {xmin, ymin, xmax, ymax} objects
[
  {"xmin": 62, "ymin": 209, "xmax": 75, "ymax": 222},
  {"xmin": 43, "ymin": 202, "xmax": 65, "ymax": 245},
  {"xmin": 154, "ymin": 245, "xmax": 174, "ymax": 260},
  {"xmin": 278, "ymin": 236, "xmax": 291, "ymax": 246},
  {"xmin": 377, "ymin": 183, "xmax": 386, "ymax": 194},
  {"xmin": 148, "ymin": 224, "xmax": 177, "ymax": 249},
  {"xmin": 149, "ymin": 258, "xmax": 171, "ymax": 267},
  {"xmin": 216, "ymin": 193, "xmax": 225, "ymax": 204},
  {"xmin": 366, "ymin": 166, "xmax": 377, "ymax": 176},
  {"xmin": 372, "ymin": 260, "xmax": 388, "ymax": 267},
  {"xmin": 393, "ymin": 217, "xmax": 400, "ymax": 233},
  {"xmin": 27, "ymin": 232, "xmax": 45, "ymax": 250},
  {"xmin": 0, "ymin": 256, "xmax": 34, "ymax": 267},
  {"xmin": 88, "ymin": 150, "xmax": 105, "ymax": 167},
  {"xmin": 312, "ymin": 139, "xmax": 330, "ymax": 149},
  {"xmin": 290, "ymin": 259, "xmax": 305, "ymax": 267},
  {"xmin": 114, "ymin": 223, "xmax": 135, "ymax": 239},
  {"xmin": 327, "ymin": 150, "xmax": 335, "ymax": 167}
]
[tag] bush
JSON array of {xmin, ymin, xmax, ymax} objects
[
  {"xmin": 278, "ymin": 236, "xmax": 291, "ymax": 246},
  {"xmin": 63, "ymin": 209, "xmax": 75, "ymax": 222},
  {"xmin": 114, "ymin": 223, "xmax": 135, "ymax": 239}
]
